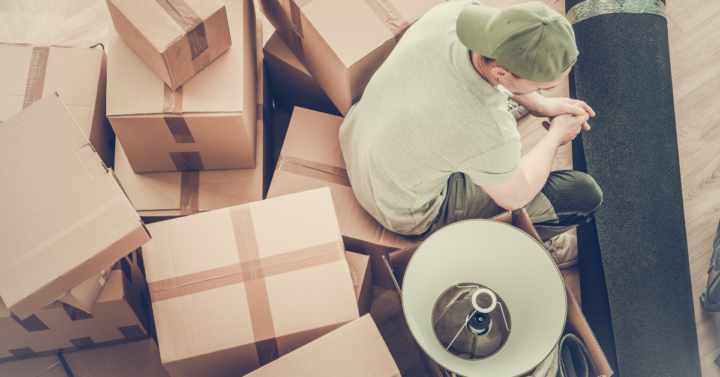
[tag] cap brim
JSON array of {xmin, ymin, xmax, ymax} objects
[{"xmin": 456, "ymin": 4, "xmax": 500, "ymax": 57}]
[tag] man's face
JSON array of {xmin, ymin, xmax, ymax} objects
[{"xmin": 498, "ymin": 70, "xmax": 569, "ymax": 96}]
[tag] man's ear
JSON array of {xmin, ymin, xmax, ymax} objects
[{"xmin": 490, "ymin": 65, "xmax": 511, "ymax": 79}]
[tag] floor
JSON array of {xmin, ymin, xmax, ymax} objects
[{"xmin": 2, "ymin": 0, "xmax": 719, "ymax": 375}]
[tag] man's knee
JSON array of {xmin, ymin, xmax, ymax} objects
[{"xmin": 569, "ymin": 172, "xmax": 603, "ymax": 214}]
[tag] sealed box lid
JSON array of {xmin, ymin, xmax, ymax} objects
[
  {"xmin": 143, "ymin": 188, "xmax": 358, "ymax": 376},
  {"xmin": 0, "ymin": 94, "xmax": 150, "ymax": 319},
  {"xmin": 106, "ymin": 0, "xmax": 231, "ymax": 90},
  {"xmin": 107, "ymin": 0, "xmax": 249, "ymax": 117},
  {"xmin": 246, "ymin": 315, "xmax": 400, "ymax": 377}
]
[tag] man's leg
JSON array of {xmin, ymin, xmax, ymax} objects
[
  {"xmin": 529, "ymin": 170, "xmax": 603, "ymax": 242},
  {"xmin": 427, "ymin": 171, "xmax": 602, "ymax": 242}
]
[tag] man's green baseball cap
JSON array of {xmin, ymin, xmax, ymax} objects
[{"xmin": 456, "ymin": 1, "xmax": 578, "ymax": 83}]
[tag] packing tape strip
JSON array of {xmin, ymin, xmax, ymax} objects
[
  {"xmin": 279, "ymin": 154, "xmax": 349, "ymax": 179},
  {"xmin": 155, "ymin": 0, "xmax": 209, "ymax": 59},
  {"xmin": 169, "ymin": 151, "xmax": 204, "ymax": 171},
  {"xmin": 232, "ymin": 205, "xmax": 279, "ymax": 365},
  {"xmin": 23, "ymin": 46, "xmax": 50, "ymax": 109},
  {"xmin": 147, "ymin": 241, "xmax": 342, "ymax": 294},
  {"xmin": 566, "ymin": 0, "xmax": 667, "ymax": 25},
  {"xmin": 362, "ymin": 0, "xmax": 409, "ymax": 38},
  {"xmin": 163, "ymin": 85, "xmax": 183, "ymax": 113},
  {"xmin": 277, "ymin": 160, "xmax": 352, "ymax": 187},
  {"xmin": 179, "ymin": 171, "xmax": 200, "ymax": 216}
]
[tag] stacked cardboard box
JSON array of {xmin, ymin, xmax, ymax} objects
[
  {"xmin": 0, "ymin": 94, "xmax": 150, "ymax": 320},
  {"xmin": 142, "ymin": 188, "xmax": 359, "ymax": 376},
  {"xmin": 260, "ymin": 0, "xmax": 444, "ymax": 114},
  {"xmin": 111, "ymin": 0, "xmax": 273, "ymax": 222},
  {"xmin": 107, "ymin": 0, "xmax": 257, "ymax": 173},
  {"xmin": 106, "ymin": 0, "xmax": 232, "ymax": 90},
  {"xmin": 268, "ymin": 107, "xmax": 416, "ymax": 289},
  {"xmin": 0, "ymin": 43, "xmax": 115, "ymax": 167},
  {"xmin": 0, "ymin": 249, "xmax": 151, "ymax": 364}
]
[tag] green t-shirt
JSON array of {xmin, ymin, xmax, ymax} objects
[{"xmin": 339, "ymin": 0, "xmax": 521, "ymax": 235}]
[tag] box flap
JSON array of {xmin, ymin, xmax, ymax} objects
[
  {"xmin": 0, "ymin": 94, "xmax": 147, "ymax": 318},
  {"xmin": 245, "ymin": 315, "xmax": 400, "ymax": 377},
  {"xmin": 107, "ymin": 0, "xmax": 246, "ymax": 117},
  {"xmin": 0, "ymin": 43, "xmax": 34, "ymax": 122},
  {"xmin": 263, "ymin": 32, "xmax": 307, "ymax": 75}
]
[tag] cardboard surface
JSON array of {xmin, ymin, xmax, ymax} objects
[
  {"xmin": 263, "ymin": 32, "xmax": 339, "ymax": 116},
  {"xmin": 246, "ymin": 315, "xmax": 400, "ymax": 377},
  {"xmin": 0, "ymin": 250, "xmax": 151, "ymax": 364},
  {"xmin": 267, "ymin": 107, "xmax": 416, "ymax": 289},
  {"xmin": 386, "ymin": 210, "xmax": 613, "ymax": 377},
  {"xmin": 142, "ymin": 188, "xmax": 358, "ymax": 376},
  {"xmin": 259, "ymin": 0, "xmax": 443, "ymax": 114},
  {"xmin": 345, "ymin": 251, "xmax": 372, "ymax": 316},
  {"xmin": 57, "ymin": 264, "xmax": 114, "ymax": 314},
  {"xmin": 0, "ymin": 43, "xmax": 115, "ymax": 167},
  {"xmin": 0, "ymin": 94, "xmax": 149, "ymax": 319},
  {"xmin": 106, "ymin": 0, "xmax": 231, "ymax": 90},
  {"xmin": 113, "ymin": 0, "xmax": 272, "ymax": 219},
  {"xmin": 107, "ymin": 0, "xmax": 256, "ymax": 173}
]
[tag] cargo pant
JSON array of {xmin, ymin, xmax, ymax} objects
[{"xmin": 426, "ymin": 170, "xmax": 603, "ymax": 242}]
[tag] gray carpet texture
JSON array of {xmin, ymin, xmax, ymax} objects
[{"xmin": 564, "ymin": 1, "xmax": 701, "ymax": 376}]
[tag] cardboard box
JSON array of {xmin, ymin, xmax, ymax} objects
[
  {"xmin": 259, "ymin": 0, "xmax": 443, "ymax": 115},
  {"xmin": 57, "ymin": 264, "xmax": 114, "ymax": 314},
  {"xmin": 106, "ymin": 0, "xmax": 231, "ymax": 90},
  {"xmin": 267, "ymin": 107, "xmax": 415, "ymax": 289},
  {"xmin": 246, "ymin": 315, "xmax": 399, "ymax": 377},
  {"xmin": 107, "ymin": 0, "xmax": 256, "ymax": 173},
  {"xmin": 0, "ymin": 94, "xmax": 150, "ymax": 319},
  {"xmin": 0, "ymin": 249, "xmax": 151, "ymax": 364},
  {"xmin": 384, "ymin": 210, "xmax": 614, "ymax": 377},
  {"xmin": 345, "ymin": 251, "xmax": 372, "ymax": 316},
  {"xmin": 142, "ymin": 188, "xmax": 359, "ymax": 376},
  {"xmin": 0, "ymin": 43, "xmax": 115, "ymax": 167},
  {"xmin": 0, "ymin": 339, "xmax": 168, "ymax": 377},
  {"xmin": 263, "ymin": 31, "xmax": 339, "ymax": 116},
  {"xmin": 113, "ymin": 0, "xmax": 273, "ymax": 221}
]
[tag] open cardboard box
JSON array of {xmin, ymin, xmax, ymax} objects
[{"xmin": 383, "ymin": 209, "xmax": 613, "ymax": 377}]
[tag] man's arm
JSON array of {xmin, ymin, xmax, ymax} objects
[{"xmin": 481, "ymin": 112, "xmax": 590, "ymax": 210}]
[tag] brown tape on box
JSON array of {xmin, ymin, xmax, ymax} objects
[
  {"xmin": 279, "ymin": 155, "xmax": 349, "ymax": 179},
  {"xmin": 289, "ymin": 0, "xmax": 409, "ymax": 59},
  {"xmin": 179, "ymin": 171, "xmax": 200, "ymax": 216},
  {"xmin": 169, "ymin": 151, "xmax": 204, "ymax": 171},
  {"xmin": 163, "ymin": 84, "xmax": 183, "ymax": 113},
  {"xmin": 23, "ymin": 46, "xmax": 49, "ymax": 109},
  {"xmin": 148, "ymin": 206, "xmax": 344, "ymax": 365},
  {"xmin": 154, "ymin": 0, "xmax": 209, "ymax": 60},
  {"xmin": 276, "ymin": 155, "xmax": 351, "ymax": 187}
]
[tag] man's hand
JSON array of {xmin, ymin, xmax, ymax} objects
[
  {"xmin": 533, "ymin": 97, "xmax": 594, "ymax": 131},
  {"xmin": 542, "ymin": 112, "xmax": 590, "ymax": 146}
]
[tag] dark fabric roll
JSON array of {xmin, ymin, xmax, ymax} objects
[{"xmin": 565, "ymin": 1, "xmax": 701, "ymax": 376}]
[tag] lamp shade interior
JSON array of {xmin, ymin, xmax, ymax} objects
[{"xmin": 402, "ymin": 220, "xmax": 567, "ymax": 377}]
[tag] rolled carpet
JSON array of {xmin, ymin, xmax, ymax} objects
[{"xmin": 565, "ymin": 0, "xmax": 701, "ymax": 376}]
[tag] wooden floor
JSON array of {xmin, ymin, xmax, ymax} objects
[{"xmin": 2, "ymin": 0, "xmax": 719, "ymax": 375}]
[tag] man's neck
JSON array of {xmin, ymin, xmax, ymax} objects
[{"xmin": 470, "ymin": 51, "xmax": 500, "ymax": 87}]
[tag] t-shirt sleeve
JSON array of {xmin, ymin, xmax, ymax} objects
[{"xmin": 457, "ymin": 138, "xmax": 521, "ymax": 187}]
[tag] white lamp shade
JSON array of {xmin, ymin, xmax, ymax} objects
[{"xmin": 402, "ymin": 220, "xmax": 567, "ymax": 377}]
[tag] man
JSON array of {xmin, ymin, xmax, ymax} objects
[{"xmin": 339, "ymin": 0, "xmax": 602, "ymax": 268}]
